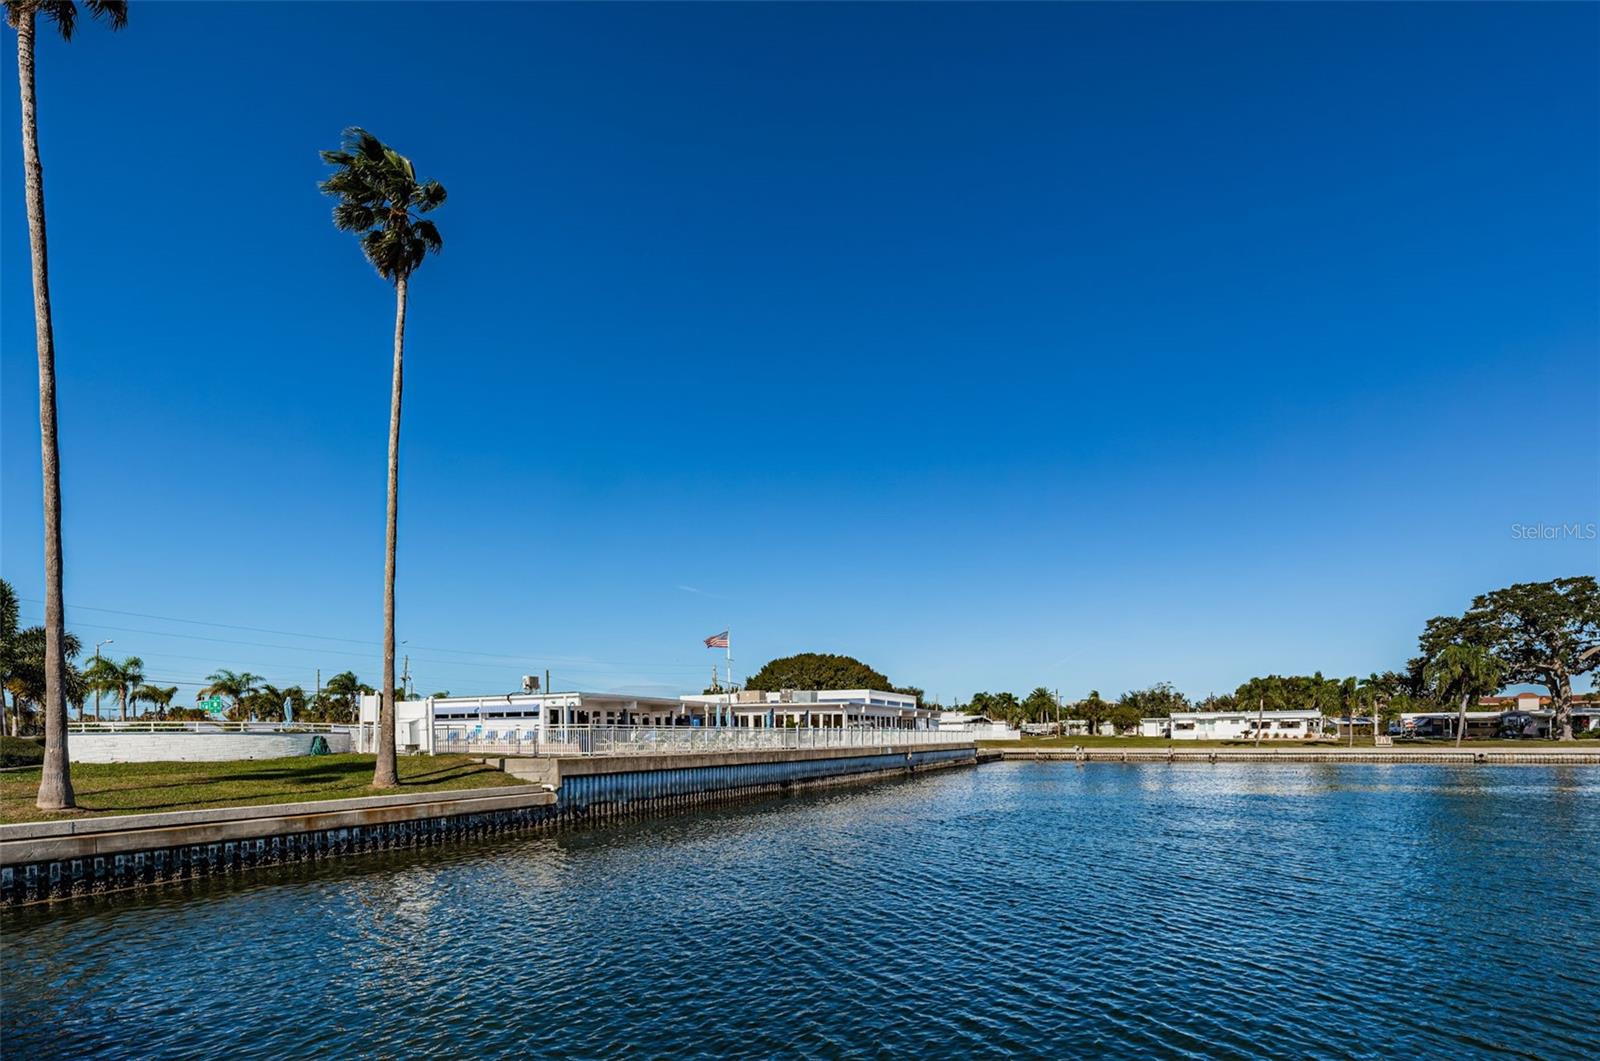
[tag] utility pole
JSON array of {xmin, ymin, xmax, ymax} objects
[
  {"xmin": 1256, "ymin": 697, "xmax": 1263, "ymax": 747},
  {"xmin": 401, "ymin": 654, "xmax": 411, "ymax": 701},
  {"xmin": 316, "ymin": 668, "xmax": 321, "ymax": 697},
  {"xmin": 92, "ymin": 639, "xmax": 113, "ymax": 722}
]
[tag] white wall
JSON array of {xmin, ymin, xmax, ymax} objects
[{"xmin": 69, "ymin": 732, "xmax": 352, "ymax": 763}]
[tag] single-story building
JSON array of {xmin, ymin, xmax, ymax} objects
[
  {"xmin": 940, "ymin": 712, "xmax": 1023, "ymax": 741},
  {"xmin": 1142, "ymin": 710, "xmax": 1327, "ymax": 741},
  {"xmin": 684, "ymin": 688, "xmax": 939, "ymax": 731},
  {"xmin": 359, "ymin": 690, "xmax": 705, "ymax": 754}
]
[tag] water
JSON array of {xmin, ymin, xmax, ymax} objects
[{"xmin": 4, "ymin": 763, "xmax": 1597, "ymax": 1060}]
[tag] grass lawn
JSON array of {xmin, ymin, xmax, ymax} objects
[
  {"xmin": 981, "ymin": 735, "xmax": 1590, "ymax": 751},
  {"xmin": 0, "ymin": 754, "xmax": 522, "ymax": 825}
]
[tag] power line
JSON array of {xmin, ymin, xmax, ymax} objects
[{"xmin": 18, "ymin": 597, "xmax": 717, "ymax": 671}]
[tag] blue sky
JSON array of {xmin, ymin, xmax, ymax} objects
[{"xmin": 3, "ymin": 3, "xmax": 1596, "ymax": 704}]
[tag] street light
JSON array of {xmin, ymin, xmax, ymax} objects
[{"xmin": 93, "ymin": 639, "xmax": 114, "ymax": 722}]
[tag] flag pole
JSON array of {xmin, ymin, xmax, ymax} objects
[{"xmin": 725, "ymin": 627, "xmax": 733, "ymax": 727}]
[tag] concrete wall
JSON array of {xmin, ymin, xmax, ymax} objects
[{"xmin": 69, "ymin": 731, "xmax": 352, "ymax": 763}]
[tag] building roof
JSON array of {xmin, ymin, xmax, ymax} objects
[{"xmin": 1167, "ymin": 709, "xmax": 1324, "ymax": 720}]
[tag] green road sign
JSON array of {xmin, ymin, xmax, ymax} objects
[{"xmin": 198, "ymin": 696, "xmax": 227, "ymax": 714}]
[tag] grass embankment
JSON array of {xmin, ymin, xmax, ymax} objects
[
  {"xmin": 981, "ymin": 735, "xmax": 1587, "ymax": 751},
  {"xmin": 0, "ymin": 754, "xmax": 521, "ymax": 825}
]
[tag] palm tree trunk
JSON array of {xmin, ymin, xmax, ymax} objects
[
  {"xmin": 374, "ymin": 275, "xmax": 407, "ymax": 788},
  {"xmin": 119, "ymin": 687, "xmax": 127, "ymax": 722},
  {"xmin": 17, "ymin": 14, "xmax": 74, "ymax": 810},
  {"xmin": 1455, "ymin": 693, "xmax": 1468, "ymax": 748}
]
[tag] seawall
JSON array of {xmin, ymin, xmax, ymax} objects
[
  {"xmin": 997, "ymin": 747, "xmax": 1600, "ymax": 765},
  {"xmin": 1, "ymin": 741, "xmax": 978, "ymax": 905}
]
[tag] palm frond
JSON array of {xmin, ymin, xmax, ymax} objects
[
  {"xmin": 321, "ymin": 127, "xmax": 446, "ymax": 282},
  {"xmin": 413, "ymin": 219, "xmax": 443, "ymax": 254},
  {"xmin": 38, "ymin": 1, "xmax": 77, "ymax": 40},
  {"xmin": 83, "ymin": 0, "xmax": 124, "ymax": 29}
]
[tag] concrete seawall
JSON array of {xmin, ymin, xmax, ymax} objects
[
  {"xmin": 1, "ymin": 741, "xmax": 978, "ymax": 905},
  {"xmin": 997, "ymin": 747, "xmax": 1600, "ymax": 765}
]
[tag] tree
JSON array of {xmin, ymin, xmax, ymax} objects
[
  {"xmin": 84, "ymin": 654, "xmax": 143, "ymax": 721},
  {"xmin": 1425, "ymin": 644, "xmax": 1504, "ymax": 747},
  {"xmin": 1233, "ymin": 673, "xmax": 1347, "ymax": 718},
  {"xmin": 321, "ymin": 128, "xmax": 446, "ymax": 788},
  {"xmin": 1108, "ymin": 701, "xmax": 1142, "ymax": 735},
  {"xmin": 1022, "ymin": 687, "xmax": 1057, "ymax": 723},
  {"xmin": 1119, "ymin": 682, "xmax": 1190, "ymax": 719},
  {"xmin": 745, "ymin": 653, "xmax": 894, "ymax": 693},
  {"xmin": 303, "ymin": 670, "xmax": 371, "ymax": 724},
  {"xmin": 1440, "ymin": 578, "xmax": 1599, "ymax": 742},
  {"xmin": 8, "ymin": 0, "xmax": 127, "ymax": 809},
  {"xmin": 3, "ymin": 623, "xmax": 83, "ymax": 736},
  {"xmin": 1074, "ymin": 690, "xmax": 1111, "ymax": 735},
  {"xmin": 132, "ymin": 684, "xmax": 176, "ymax": 720},
  {"xmin": 1357, "ymin": 673, "xmax": 1397, "ymax": 745},
  {"xmin": 238, "ymin": 683, "xmax": 306, "ymax": 723},
  {"xmin": 0, "ymin": 578, "xmax": 18, "ymax": 735},
  {"xmin": 202, "ymin": 669, "xmax": 261, "ymax": 716}
]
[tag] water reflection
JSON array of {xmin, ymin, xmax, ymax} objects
[{"xmin": 4, "ymin": 764, "xmax": 1597, "ymax": 1059}]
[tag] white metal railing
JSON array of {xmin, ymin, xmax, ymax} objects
[
  {"xmin": 67, "ymin": 720, "xmax": 352, "ymax": 735},
  {"xmin": 429, "ymin": 724, "xmax": 975, "ymax": 758}
]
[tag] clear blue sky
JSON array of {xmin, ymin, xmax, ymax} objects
[{"xmin": 3, "ymin": 3, "xmax": 1596, "ymax": 704}]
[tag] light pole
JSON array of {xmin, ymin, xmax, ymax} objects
[{"xmin": 92, "ymin": 639, "xmax": 114, "ymax": 722}]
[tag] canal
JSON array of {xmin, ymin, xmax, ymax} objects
[{"xmin": 3, "ymin": 762, "xmax": 1596, "ymax": 1059}]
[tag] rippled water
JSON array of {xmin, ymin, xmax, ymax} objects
[{"xmin": 4, "ymin": 763, "xmax": 1597, "ymax": 1059}]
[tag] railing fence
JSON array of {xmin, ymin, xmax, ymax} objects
[{"xmin": 427, "ymin": 724, "xmax": 974, "ymax": 757}]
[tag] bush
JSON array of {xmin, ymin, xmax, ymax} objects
[
  {"xmin": 1, "ymin": 736, "xmax": 45, "ymax": 768},
  {"xmin": 1574, "ymin": 728, "xmax": 1599, "ymax": 740}
]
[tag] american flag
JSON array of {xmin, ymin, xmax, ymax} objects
[{"xmin": 704, "ymin": 630, "xmax": 730, "ymax": 649}]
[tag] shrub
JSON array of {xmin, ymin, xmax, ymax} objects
[{"xmin": 0, "ymin": 736, "xmax": 45, "ymax": 768}]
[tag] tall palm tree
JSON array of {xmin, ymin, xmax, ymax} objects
[
  {"xmin": 8, "ymin": 0, "xmax": 127, "ymax": 809},
  {"xmin": 320, "ymin": 128, "xmax": 445, "ymax": 788},
  {"xmin": 202, "ymin": 668, "xmax": 261, "ymax": 718},
  {"xmin": 132, "ymin": 683, "xmax": 176, "ymax": 720},
  {"xmin": 1425, "ymin": 644, "xmax": 1503, "ymax": 748},
  {"xmin": 84, "ymin": 654, "xmax": 143, "ymax": 721}
]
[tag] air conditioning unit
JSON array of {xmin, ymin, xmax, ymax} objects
[{"xmin": 521, "ymin": 675, "xmax": 540, "ymax": 693}]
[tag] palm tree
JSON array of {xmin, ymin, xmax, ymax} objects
[
  {"xmin": 320, "ymin": 128, "xmax": 446, "ymax": 788},
  {"xmin": 8, "ymin": 0, "xmax": 126, "ymax": 807},
  {"xmin": 4, "ymin": 623, "xmax": 83, "ymax": 736},
  {"xmin": 84, "ymin": 654, "xmax": 143, "ymax": 721},
  {"xmin": 0, "ymin": 578, "xmax": 18, "ymax": 736},
  {"xmin": 202, "ymin": 669, "xmax": 261, "ymax": 718},
  {"xmin": 132, "ymin": 683, "xmax": 176, "ymax": 720},
  {"xmin": 242, "ymin": 683, "xmax": 306, "ymax": 723},
  {"xmin": 1425, "ymin": 644, "xmax": 1504, "ymax": 748}
]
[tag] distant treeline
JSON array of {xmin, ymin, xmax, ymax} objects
[{"xmin": 959, "ymin": 576, "xmax": 1598, "ymax": 741}]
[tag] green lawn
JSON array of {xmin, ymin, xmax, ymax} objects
[
  {"xmin": 982, "ymin": 735, "xmax": 1590, "ymax": 751},
  {"xmin": 0, "ymin": 754, "xmax": 522, "ymax": 825}
]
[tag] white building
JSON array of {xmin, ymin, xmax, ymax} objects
[
  {"xmin": 682, "ymin": 689, "xmax": 938, "ymax": 731},
  {"xmin": 358, "ymin": 691, "xmax": 704, "ymax": 754},
  {"xmin": 358, "ymin": 687, "xmax": 939, "ymax": 754},
  {"xmin": 1142, "ymin": 710, "xmax": 1327, "ymax": 741},
  {"xmin": 939, "ymin": 712, "xmax": 1022, "ymax": 741}
]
